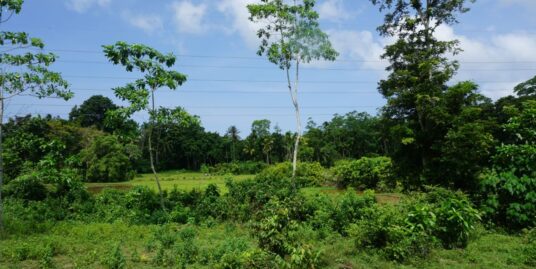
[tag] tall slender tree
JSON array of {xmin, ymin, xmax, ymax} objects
[
  {"xmin": 0, "ymin": 0, "xmax": 72, "ymax": 230},
  {"xmin": 370, "ymin": 0, "xmax": 475, "ymax": 184},
  {"xmin": 225, "ymin": 125, "xmax": 240, "ymax": 161},
  {"xmin": 248, "ymin": 0, "xmax": 338, "ymax": 190},
  {"xmin": 103, "ymin": 42, "xmax": 187, "ymax": 211}
]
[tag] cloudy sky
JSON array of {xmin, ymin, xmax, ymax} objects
[{"xmin": 4, "ymin": 0, "xmax": 536, "ymax": 134}]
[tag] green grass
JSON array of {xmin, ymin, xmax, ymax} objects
[
  {"xmin": 86, "ymin": 170, "xmax": 253, "ymax": 193},
  {"xmin": 0, "ymin": 222, "xmax": 531, "ymax": 269},
  {"xmin": 24, "ymin": 172, "xmax": 530, "ymax": 268},
  {"xmin": 86, "ymin": 171, "xmax": 404, "ymax": 205}
]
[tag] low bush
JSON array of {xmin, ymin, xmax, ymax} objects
[
  {"xmin": 332, "ymin": 189, "xmax": 376, "ymax": 235},
  {"xmin": 349, "ymin": 203, "xmax": 435, "ymax": 261},
  {"xmin": 351, "ymin": 187, "xmax": 480, "ymax": 261},
  {"xmin": 204, "ymin": 161, "xmax": 268, "ymax": 175},
  {"xmin": 224, "ymin": 177, "xmax": 295, "ymax": 221},
  {"xmin": 423, "ymin": 187, "xmax": 481, "ymax": 248},
  {"xmin": 479, "ymin": 171, "xmax": 536, "ymax": 229},
  {"xmin": 125, "ymin": 186, "xmax": 167, "ymax": 224},
  {"xmin": 256, "ymin": 161, "xmax": 328, "ymax": 187},
  {"xmin": 332, "ymin": 157, "xmax": 395, "ymax": 190},
  {"xmin": 252, "ymin": 197, "xmax": 311, "ymax": 256},
  {"xmin": 101, "ymin": 243, "xmax": 126, "ymax": 269}
]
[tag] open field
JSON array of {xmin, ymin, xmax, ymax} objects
[
  {"xmin": 86, "ymin": 171, "xmax": 404, "ymax": 204},
  {"xmin": 86, "ymin": 171, "xmax": 253, "ymax": 193}
]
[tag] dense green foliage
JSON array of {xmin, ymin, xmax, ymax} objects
[
  {"xmin": 479, "ymin": 171, "xmax": 536, "ymax": 229},
  {"xmin": 80, "ymin": 135, "xmax": 139, "ymax": 182},
  {"xmin": 332, "ymin": 157, "xmax": 395, "ymax": 190}
]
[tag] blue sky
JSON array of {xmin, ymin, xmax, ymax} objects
[{"xmin": 4, "ymin": 0, "xmax": 536, "ymax": 135}]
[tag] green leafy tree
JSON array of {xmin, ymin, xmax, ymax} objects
[
  {"xmin": 80, "ymin": 134, "xmax": 139, "ymax": 182},
  {"xmin": 143, "ymin": 107, "xmax": 201, "ymax": 171},
  {"xmin": 514, "ymin": 75, "xmax": 536, "ymax": 97},
  {"xmin": 225, "ymin": 125, "xmax": 241, "ymax": 162},
  {"xmin": 248, "ymin": 0, "xmax": 338, "ymax": 190},
  {"xmin": 251, "ymin": 119, "xmax": 272, "ymax": 163},
  {"xmin": 102, "ymin": 42, "xmax": 187, "ymax": 210},
  {"xmin": 69, "ymin": 95, "xmax": 118, "ymax": 130},
  {"xmin": 0, "ymin": 0, "xmax": 72, "ymax": 229},
  {"xmin": 493, "ymin": 100, "xmax": 536, "ymax": 177},
  {"xmin": 370, "ymin": 0, "xmax": 475, "ymax": 185}
]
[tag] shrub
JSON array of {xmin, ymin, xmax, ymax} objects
[
  {"xmin": 306, "ymin": 194, "xmax": 337, "ymax": 237},
  {"xmin": 175, "ymin": 226, "xmax": 198, "ymax": 268},
  {"xmin": 252, "ymin": 198, "xmax": 302, "ymax": 256},
  {"xmin": 206, "ymin": 161, "xmax": 267, "ymax": 175},
  {"xmin": 479, "ymin": 171, "xmax": 536, "ymax": 229},
  {"xmin": 351, "ymin": 204, "xmax": 437, "ymax": 262},
  {"xmin": 285, "ymin": 245, "xmax": 323, "ymax": 269},
  {"xmin": 256, "ymin": 162, "xmax": 328, "ymax": 187},
  {"xmin": 125, "ymin": 186, "xmax": 167, "ymax": 224},
  {"xmin": 39, "ymin": 243, "xmax": 56, "ymax": 269},
  {"xmin": 102, "ymin": 243, "xmax": 126, "ymax": 269},
  {"xmin": 193, "ymin": 184, "xmax": 225, "ymax": 222},
  {"xmin": 3, "ymin": 173, "xmax": 48, "ymax": 201},
  {"xmin": 351, "ymin": 187, "xmax": 480, "ymax": 261},
  {"xmin": 170, "ymin": 204, "xmax": 191, "ymax": 224},
  {"xmin": 94, "ymin": 189, "xmax": 129, "ymax": 223},
  {"xmin": 224, "ymin": 177, "xmax": 295, "ymax": 221},
  {"xmin": 332, "ymin": 189, "xmax": 376, "ymax": 235},
  {"xmin": 332, "ymin": 157, "xmax": 395, "ymax": 190},
  {"xmin": 238, "ymin": 249, "xmax": 280, "ymax": 269},
  {"xmin": 424, "ymin": 187, "xmax": 481, "ymax": 248}
]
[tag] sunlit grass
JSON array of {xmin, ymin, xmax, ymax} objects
[{"xmin": 86, "ymin": 170, "xmax": 253, "ymax": 193}]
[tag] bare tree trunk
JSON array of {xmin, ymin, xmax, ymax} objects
[
  {"xmin": 149, "ymin": 89, "xmax": 166, "ymax": 211},
  {"xmin": 286, "ymin": 58, "xmax": 301, "ymax": 192}
]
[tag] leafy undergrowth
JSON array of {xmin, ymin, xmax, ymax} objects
[{"xmin": 0, "ymin": 222, "xmax": 531, "ymax": 269}]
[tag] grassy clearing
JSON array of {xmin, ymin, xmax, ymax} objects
[
  {"xmin": 0, "ymin": 222, "xmax": 531, "ymax": 269},
  {"xmin": 86, "ymin": 171, "xmax": 253, "ymax": 193},
  {"xmin": 86, "ymin": 171, "xmax": 404, "ymax": 205}
]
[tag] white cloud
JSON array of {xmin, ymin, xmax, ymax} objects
[
  {"xmin": 499, "ymin": 0, "xmax": 536, "ymax": 9},
  {"xmin": 435, "ymin": 25, "xmax": 536, "ymax": 99},
  {"xmin": 318, "ymin": 0, "xmax": 351, "ymax": 21},
  {"xmin": 328, "ymin": 29, "xmax": 387, "ymax": 71},
  {"xmin": 122, "ymin": 11, "xmax": 163, "ymax": 34},
  {"xmin": 217, "ymin": 0, "xmax": 262, "ymax": 48},
  {"xmin": 65, "ymin": 0, "xmax": 111, "ymax": 13},
  {"xmin": 171, "ymin": 1, "xmax": 208, "ymax": 34},
  {"xmin": 324, "ymin": 25, "xmax": 536, "ymax": 99}
]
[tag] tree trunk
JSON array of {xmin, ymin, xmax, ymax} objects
[
  {"xmin": 149, "ymin": 89, "xmax": 166, "ymax": 211},
  {"xmin": 286, "ymin": 59, "xmax": 301, "ymax": 193}
]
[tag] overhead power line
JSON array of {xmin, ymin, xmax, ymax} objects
[
  {"xmin": 59, "ymin": 75, "xmax": 528, "ymax": 85},
  {"xmin": 2, "ymin": 112, "xmax": 353, "ymax": 119},
  {"xmin": 54, "ymin": 60, "xmax": 536, "ymax": 72},
  {"xmin": 40, "ymin": 87, "xmax": 512, "ymax": 94},
  {"xmin": 5, "ymin": 104, "xmax": 379, "ymax": 109},
  {"xmin": 6, "ymin": 46, "xmax": 536, "ymax": 64}
]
